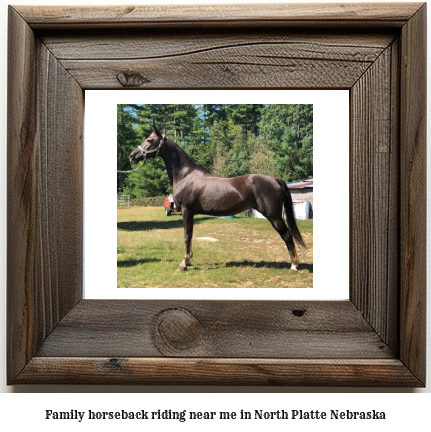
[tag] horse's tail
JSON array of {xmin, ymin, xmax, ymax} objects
[{"xmin": 275, "ymin": 177, "xmax": 306, "ymax": 249}]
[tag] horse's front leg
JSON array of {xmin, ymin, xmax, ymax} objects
[{"xmin": 178, "ymin": 209, "xmax": 194, "ymax": 271}]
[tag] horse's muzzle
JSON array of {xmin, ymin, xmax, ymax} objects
[{"xmin": 129, "ymin": 151, "xmax": 140, "ymax": 163}]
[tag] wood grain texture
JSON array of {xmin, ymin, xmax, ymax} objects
[
  {"xmin": 350, "ymin": 44, "xmax": 399, "ymax": 347},
  {"xmin": 7, "ymin": 6, "xmax": 84, "ymax": 383},
  {"xmin": 15, "ymin": 358, "xmax": 422, "ymax": 386},
  {"xmin": 36, "ymin": 300, "xmax": 393, "ymax": 359},
  {"xmin": 41, "ymin": 30, "xmax": 395, "ymax": 89},
  {"xmin": 7, "ymin": 6, "xmax": 38, "ymax": 381},
  {"xmin": 35, "ymin": 40, "xmax": 84, "ymax": 336},
  {"xmin": 40, "ymin": 31, "xmax": 395, "ymax": 61},
  {"xmin": 399, "ymin": 4, "xmax": 427, "ymax": 385},
  {"xmin": 15, "ymin": 3, "xmax": 423, "ymax": 29},
  {"xmin": 7, "ymin": 3, "xmax": 426, "ymax": 386}
]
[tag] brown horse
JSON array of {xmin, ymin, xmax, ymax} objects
[{"xmin": 130, "ymin": 126, "xmax": 305, "ymax": 271}]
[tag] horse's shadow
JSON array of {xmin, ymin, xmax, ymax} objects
[
  {"xmin": 118, "ymin": 258, "xmax": 313, "ymax": 273},
  {"xmin": 117, "ymin": 216, "xmax": 214, "ymax": 231},
  {"xmin": 222, "ymin": 261, "xmax": 313, "ymax": 273},
  {"xmin": 117, "ymin": 258, "xmax": 169, "ymax": 268}
]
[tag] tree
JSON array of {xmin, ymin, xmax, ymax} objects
[
  {"xmin": 117, "ymin": 104, "xmax": 141, "ymax": 192},
  {"xmin": 117, "ymin": 103, "xmax": 313, "ymax": 196},
  {"xmin": 228, "ymin": 104, "xmax": 264, "ymax": 138},
  {"xmin": 259, "ymin": 104, "xmax": 313, "ymax": 181},
  {"xmin": 123, "ymin": 158, "xmax": 171, "ymax": 199},
  {"xmin": 249, "ymin": 136, "xmax": 276, "ymax": 176},
  {"xmin": 209, "ymin": 119, "xmax": 243, "ymax": 177}
]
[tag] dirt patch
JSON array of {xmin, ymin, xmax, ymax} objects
[{"xmin": 196, "ymin": 237, "xmax": 219, "ymax": 242}]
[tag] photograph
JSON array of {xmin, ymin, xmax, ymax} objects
[{"xmin": 117, "ymin": 103, "xmax": 313, "ymax": 288}]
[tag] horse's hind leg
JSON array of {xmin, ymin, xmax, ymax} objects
[
  {"xmin": 178, "ymin": 209, "xmax": 194, "ymax": 271},
  {"xmin": 270, "ymin": 217, "xmax": 299, "ymax": 271}
]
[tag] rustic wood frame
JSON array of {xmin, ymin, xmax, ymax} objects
[{"xmin": 7, "ymin": 3, "xmax": 426, "ymax": 386}]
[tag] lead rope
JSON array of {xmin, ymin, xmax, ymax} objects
[
  {"xmin": 117, "ymin": 136, "xmax": 165, "ymax": 173},
  {"xmin": 117, "ymin": 164, "xmax": 145, "ymax": 174}
]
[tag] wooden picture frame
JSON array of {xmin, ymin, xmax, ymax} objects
[{"xmin": 7, "ymin": 3, "xmax": 426, "ymax": 386}]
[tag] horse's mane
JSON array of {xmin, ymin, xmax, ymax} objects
[{"xmin": 167, "ymin": 138, "xmax": 212, "ymax": 176}]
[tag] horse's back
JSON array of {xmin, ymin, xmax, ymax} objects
[
  {"xmin": 192, "ymin": 174, "xmax": 255, "ymax": 215},
  {"xmin": 175, "ymin": 173, "xmax": 283, "ymax": 216}
]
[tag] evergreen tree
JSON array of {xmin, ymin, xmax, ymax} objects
[
  {"xmin": 117, "ymin": 104, "xmax": 141, "ymax": 192},
  {"xmin": 259, "ymin": 104, "xmax": 313, "ymax": 181},
  {"xmin": 123, "ymin": 158, "xmax": 171, "ymax": 199},
  {"xmin": 117, "ymin": 103, "xmax": 313, "ymax": 196},
  {"xmin": 209, "ymin": 119, "xmax": 242, "ymax": 177},
  {"xmin": 249, "ymin": 136, "xmax": 276, "ymax": 176},
  {"xmin": 228, "ymin": 104, "xmax": 264, "ymax": 138}
]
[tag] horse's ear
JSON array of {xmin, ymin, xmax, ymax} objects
[{"xmin": 151, "ymin": 125, "xmax": 162, "ymax": 137}]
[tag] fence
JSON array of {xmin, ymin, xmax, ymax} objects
[
  {"xmin": 130, "ymin": 196, "xmax": 165, "ymax": 207},
  {"xmin": 117, "ymin": 194, "xmax": 130, "ymax": 207},
  {"xmin": 117, "ymin": 195, "xmax": 166, "ymax": 207}
]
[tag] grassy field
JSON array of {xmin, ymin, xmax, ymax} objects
[{"xmin": 117, "ymin": 206, "xmax": 313, "ymax": 288}]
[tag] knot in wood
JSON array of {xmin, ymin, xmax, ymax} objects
[
  {"xmin": 292, "ymin": 308, "xmax": 306, "ymax": 317},
  {"xmin": 108, "ymin": 358, "xmax": 123, "ymax": 369},
  {"xmin": 116, "ymin": 71, "xmax": 150, "ymax": 87},
  {"xmin": 154, "ymin": 308, "xmax": 203, "ymax": 351}
]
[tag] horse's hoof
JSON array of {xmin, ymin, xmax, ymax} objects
[
  {"xmin": 290, "ymin": 265, "xmax": 298, "ymax": 271},
  {"xmin": 178, "ymin": 264, "xmax": 187, "ymax": 271}
]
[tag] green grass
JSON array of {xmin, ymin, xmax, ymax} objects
[{"xmin": 117, "ymin": 206, "xmax": 313, "ymax": 288}]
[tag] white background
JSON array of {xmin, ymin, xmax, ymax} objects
[
  {"xmin": 0, "ymin": 0, "xmax": 430, "ymax": 429},
  {"xmin": 85, "ymin": 90, "xmax": 349, "ymax": 300}
]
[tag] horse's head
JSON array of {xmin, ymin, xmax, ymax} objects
[{"xmin": 129, "ymin": 126, "xmax": 166, "ymax": 164}]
